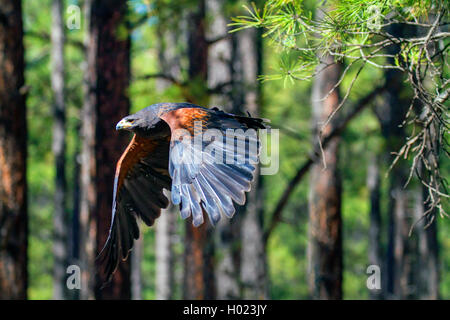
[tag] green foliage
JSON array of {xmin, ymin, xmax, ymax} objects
[{"xmin": 231, "ymin": 0, "xmax": 446, "ymax": 79}]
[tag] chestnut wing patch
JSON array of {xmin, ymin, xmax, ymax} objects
[{"xmin": 99, "ymin": 134, "xmax": 171, "ymax": 282}]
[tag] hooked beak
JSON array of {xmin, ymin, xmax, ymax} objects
[{"xmin": 116, "ymin": 118, "xmax": 134, "ymax": 131}]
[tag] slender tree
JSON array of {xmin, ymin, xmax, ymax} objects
[
  {"xmin": 183, "ymin": 0, "xmax": 216, "ymax": 299},
  {"xmin": 415, "ymin": 126, "xmax": 440, "ymax": 299},
  {"xmin": 207, "ymin": 1, "xmax": 267, "ymax": 300},
  {"xmin": 51, "ymin": 0, "xmax": 68, "ymax": 300},
  {"xmin": 0, "ymin": 0, "xmax": 28, "ymax": 300},
  {"xmin": 415, "ymin": 187, "xmax": 439, "ymax": 299},
  {"xmin": 376, "ymin": 74, "xmax": 421, "ymax": 299},
  {"xmin": 79, "ymin": 0, "xmax": 96, "ymax": 299},
  {"xmin": 155, "ymin": 204, "xmax": 176, "ymax": 300},
  {"xmin": 131, "ymin": 235, "xmax": 143, "ymax": 300},
  {"xmin": 236, "ymin": 27, "xmax": 267, "ymax": 300},
  {"xmin": 153, "ymin": 18, "xmax": 181, "ymax": 300},
  {"xmin": 80, "ymin": 0, "xmax": 131, "ymax": 299},
  {"xmin": 207, "ymin": 0, "xmax": 232, "ymax": 110},
  {"xmin": 207, "ymin": 0, "xmax": 241, "ymax": 300},
  {"xmin": 373, "ymin": 24, "xmax": 414, "ymax": 299},
  {"xmin": 307, "ymin": 54, "xmax": 343, "ymax": 300},
  {"xmin": 71, "ymin": 123, "xmax": 81, "ymax": 300},
  {"xmin": 367, "ymin": 154, "xmax": 383, "ymax": 299}
]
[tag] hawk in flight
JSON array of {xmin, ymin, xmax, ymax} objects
[{"xmin": 99, "ymin": 103, "xmax": 268, "ymax": 283}]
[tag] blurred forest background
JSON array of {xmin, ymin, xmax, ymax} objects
[{"xmin": 0, "ymin": 0, "xmax": 448, "ymax": 300}]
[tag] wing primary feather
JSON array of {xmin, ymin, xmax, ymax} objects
[
  {"xmin": 100, "ymin": 124, "xmax": 173, "ymax": 286},
  {"xmin": 187, "ymin": 184, "xmax": 204, "ymax": 227}
]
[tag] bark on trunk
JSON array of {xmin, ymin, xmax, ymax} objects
[
  {"xmin": 376, "ymin": 68, "xmax": 438, "ymax": 299},
  {"xmin": 207, "ymin": 0, "xmax": 240, "ymax": 300},
  {"xmin": 207, "ymin": 0, "xmax": 232, "ymax": 110},
  {"xmin": 415, "ymin": 187, "xmax": 439, "ymax": 299},
  {"xmin": 374, "ymin": 23, "xmax": 416, "ymax": 300},
  {"xmin": 153, "ymin": 21, "xmax": 181, "ymax": 300},
  {"xmin": 182, "ymin": 0, "xmax": 216, "ymax": 300},
  {"xmin": 70, "ymin": 122, "xmax": 81, "ymax": 300},
  {"xmin": 391, "ymin": 183, "xmax": 414, "ymax": 299},
  {"xmin": 155, "ymin": 206, "xmax": 176, "ymax": 300},
  {"xmin": 79, "ymin": 0, "xmax": 96, "ymax": 299},
  {"xmin": 415, "ymin": 112, "xmax": 440, "ymax": 300},
  {"xmin": 236, "ymin": 28, "xmax": 267, "ymax": 300},
  {"xmin": 184, "ymin": 216, "xmax": 215, "ymax": 299},
  {"xmin": 367, "ymin": 154, "xmax": 383, "ymax": 299},
  {"xmin": 131, "ymin": 235, "xmax": 142, "ymax": 300},
  {"xmin": 377, "ymin": 93, "xmax": 417, "ymax": 300},
  {"xmin": 378, "ymin": 103, "xmax": 415, "ymax": 300},
  {"xmin": 155, "ymin": 20, "xmax": 182, "ymax": 92},
  {"xmin": 0, "ymin": 0, "xmax": 27, "ymax": 300},
  {"xmin": 80, "ymin": 0, "xmax": 131, "ymax": 300},
  {"xmin": 412, "ymin": 22, "xmax": 440, "ymax": 301},
  {"xmin": 51, "ymin": 0, "xmax": 68, "ymax": 300},
  {"xmin": 240, "ymin": 173, "xmax": 267, "ymax": 299},
  {"xmin": 307, "ymin": 55, "xmax": 343, "ymax": 300}
]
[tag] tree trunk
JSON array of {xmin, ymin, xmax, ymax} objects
[
  {"xmin": 155, "ymin": 19, "xmax": 182, "ymax": 92},
  {"xmin": 236, "ymin": 27, "xmax": 267, "ymax": 300},
  {"xmin": 377, "ymin": 98, "xmax": 415, "ymax": 299},
  {"xmin": 377, "ymin": 89, "xmax": 416, "ymax": 300},
  {"xmin": 412, "ymin": 22, "xmax": 440, "ymax": 301},
  {"xmin": 153, "ymin": 18, "xmax": 181, "ymax": 301},
  {"xmin": 79, "ymin": 0, "xmax": 96, "ymax": 299},
  {"xmin": 186, "ymin": 0, "xmax": 208, "ymax": 104},
  {"xmin": 207, "ymin": 0, "xmax": 240, "ymax": 300},
  {"xmin": 372, "ymin": 23, "xmax": 419, "ymax": 300},
  {"xmin": 240, "ymin": 173, "xmax": 267, "ymax": 299},
  {"xmin": 415, "ymin": 112, "xmax": 440, "ymax": 300},
  {"xmin": 131, "ymin": 235, "xmax": 142, "ymax": 300},
  {"xmin": 391, "ymin": 182, "xmax": 414, "ymax": 299},
  {"xmin": 376, "ymin": 38, "xmax": 414, "ymax": 299},
  {"xmin": 70, "ymin": 122, "xmax": 81, "ymax": 300},
  {"xmin": 184, "ymin": 218, "xmax": 215, "ymax": 299},
  {"xmin": 80, "ymin": 0, "xmax": 131, "ymax": 300},
  {"xmin": 155, "ymin": 205, "xmax": 175, "ymax": 300},
  {"xmin": 367, "ymin": 154, "xmax": 383, "ymax": 299},
  {"xmin": 183, "ymin": 0, "xmax": 215, "ymax": 299},
  {"xmin": 0, "ymin": 0, "xmax": 28, "ymax": 300},
  {"xmin": 307, "ymin": 54, "xmax": 343, "ymax": 300},
  {"xmin": 51, "ymin": 0, "xmax": 68, "ymax": 300},
  {"xmin": 207, "ymin": 0, "xmax": 232, "ymax": 110},
  {"xmin": 415, "ymin": 187, "xmax": 439, "ymax": 299}
]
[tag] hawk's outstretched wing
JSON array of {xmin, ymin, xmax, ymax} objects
[
  {"xmin": 98, "ymin": 127, "xmax": 171, "ymax": 283},
  {"xmin": 161, "ymin": 107, "xmax": 267, "ymax": 227}
]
